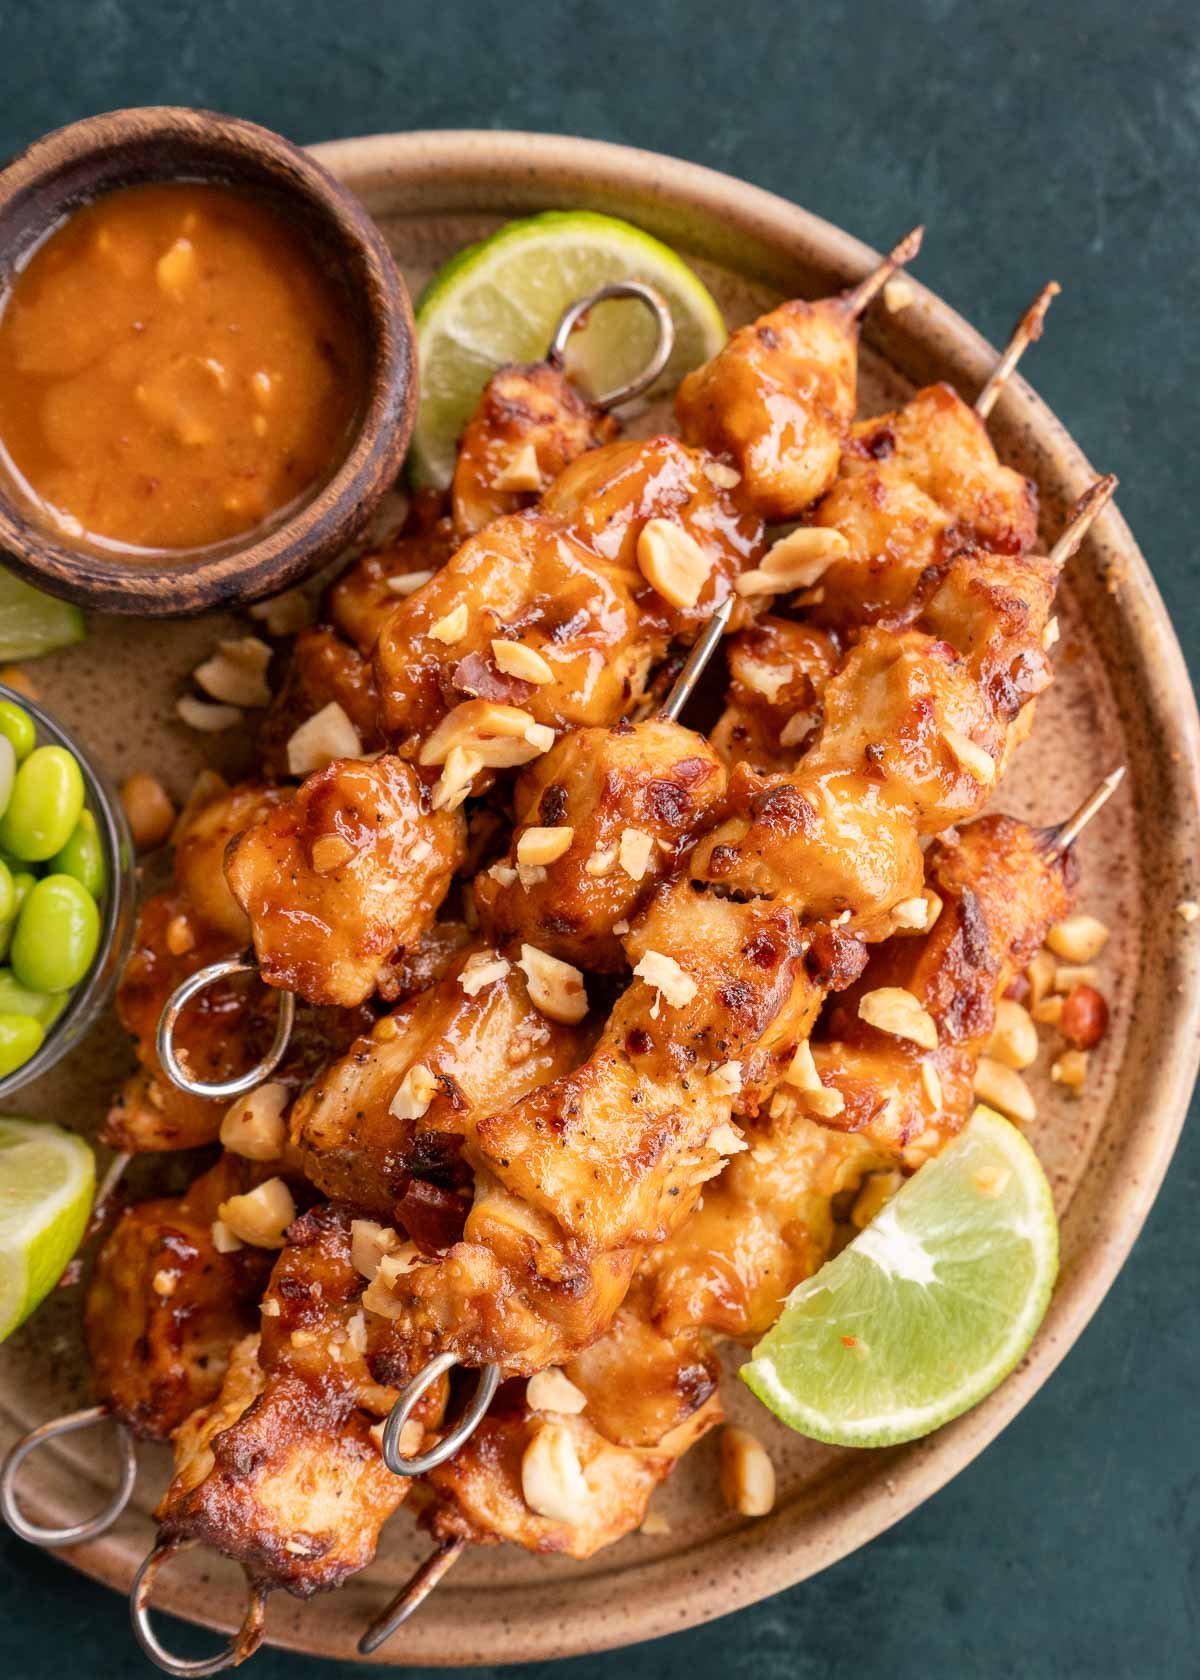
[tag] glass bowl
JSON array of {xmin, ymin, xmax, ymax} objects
[{"xmin": 0, "ymin": 681, "xmax": 136, "ymax": 1101}]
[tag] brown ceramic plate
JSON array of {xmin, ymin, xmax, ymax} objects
[{"xmin": 2, "ymin": 131, "xmax": 1198, "ymax": 1667}]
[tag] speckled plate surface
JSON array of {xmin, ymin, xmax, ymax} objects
[{"xmin": 2, "ymin": 131, "xmax": 1198, "ymax": 1668}]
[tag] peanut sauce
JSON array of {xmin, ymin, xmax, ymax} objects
[{"xmin": 0, "ymin": 182, "xmax": 365, "ymax": 552}]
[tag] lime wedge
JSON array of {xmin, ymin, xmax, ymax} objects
[
  {"xmin": 742, "ymin": 1106, "xmax": 1058, "ymax": 1447},
  {"xmin": 411, "ymin": 211, "xmax": 727, "ymax": 488},
  {"xmin": 0, "ymin": 569, "xmax": 85, "ymax": 662},
  {"xmin": 0, "ymin": 1116, "xmax": 95, "ymax": 1341}
]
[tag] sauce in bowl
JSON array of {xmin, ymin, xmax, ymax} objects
[{"xmin": 0, "ymin": 182, "xmax": 366, "ymax": 553}]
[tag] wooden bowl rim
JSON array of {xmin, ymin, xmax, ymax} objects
[
  {"xmin": 0, "ymin": 106, "xmax": 416, "ymax": 616},
  {"xmin": 21, "ymin": 129, "xmax": 1200, "ymax": 1664}
]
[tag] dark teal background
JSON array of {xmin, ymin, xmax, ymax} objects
[{"xmin": 1, "ymin": 1, "xmax": 1197, "ymax": 1675}]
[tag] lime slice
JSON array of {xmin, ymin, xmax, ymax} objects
[
  {"xmin": 0, "ymin": 569, "xmax": 84, "ymax": 662},
  {"xmin": 742, "ymin": 1106, "xmax": 1058, "ymax": 1447},
  {"xmin": 0, "ymin": 1116, "xmax": 95, "ymax": 1341},
  {"xmin": 411, "ymin": 211, "xmax": 727, "ymax": 487}
]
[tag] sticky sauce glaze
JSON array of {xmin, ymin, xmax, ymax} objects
[{"xmin": 0, "ymin": 182, "xmax": 366, "ymax": 552}]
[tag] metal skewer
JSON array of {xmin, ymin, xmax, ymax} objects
[
  {"xmin": 380, "ymin": 595, "xmax": 734, "ymax": 1480},
  {"xmin": 975, "ymin": 281, "xmax": 1061, "ymax": 419},
  {"xmin": 131, "ymin": 1539, "xmax": 268, "ymax": 1677},
  {"xmin": 156, "ymin": 956, "xmax": 296, "ymax": 1101},
  {"xmin": 1, "ymin": 1405, "xmax": 138, "ymax": 1547},
  {"xmin": 548, "ymin": 279, "xmax": 675, "ymax": 410},
  {"xmin": 358, "ymin": 1537, "xmax": 467, "ymax": 1655}
]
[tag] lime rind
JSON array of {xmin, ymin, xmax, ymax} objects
[
  {"xmin": 0, "ymin": 1115, "xmax": 95, "ymax": 1341},
  {"xmin": 411, "ymin": 210, "xmax": 727, "ymax": 488},
  {"xmin": 742, "ymin": 1108, "xmax": 1058, "ymax": 1448},
  {"xmin": 0, "ymin": 569, "xmax": 85, "ymax": 663}
]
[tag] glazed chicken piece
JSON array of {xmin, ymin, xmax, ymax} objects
[
  {"xmin": 368, "ymin": 891, "xmax": 824, "ymax": 1375},
  {"xmin": 158, "ymin": 1204, "xmax": 446, "ymax": 1599},
  {"xmin": 806, "ymin": 812, "xmax": 1075, "ymax": 1165},
  {"xmin": 650, "ymin": 809, "xmax": 1075, "ymax": 1338},
  {"xmin": 374, "ymin": 435, "xmax": 764, "ymax": 759},
  {"xmin": 808, "ymin": 383, "xmax": 1039, "ymax": 629},
  {"xmin": 451, "ymin": 362, "xmax": 619, "ymax": 538},
  {"xmin": 258, "ymin": 626, "xmax": 384, "ymax": 776},
  {"xmin": 710, "ymin": 616, "xmax": 839, "ymax": 775},
  {"xmin": 225, "ymin": 755, "xmax": 467, "ymax": 1007},
  {"xmin": 291, "ymin": 942, "xmax": 590, "ymax": 1216},
  {"xmin": 674, "ymin": 230, "xmax": 921, "ymax": 521},
  {"xmin": 328, "ymin": 493, "xmax": 458, "ymax": 659},
  {"xmin": 424, "ymin": 1298, "xmax": 722, "ymax": 1558},
  {"xmin": 692, "ymin": 544, "xmax": 1060, "ymax": 920},
  {"xmin": 475, "ymin": 717, "xmax": 728, "ymax": 972},
  {"xmin": 83, "ymin": 1153, "xmax": 275, "ymax": 1440}
]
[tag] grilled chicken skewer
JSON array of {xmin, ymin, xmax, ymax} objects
[
  {"xmin": 363, "ymin": 773, "xmax": 1116, "ymax": 1643},
  {"xmin": 216, "ymin": 240, "xmax": 925, "ymax": 1014}
]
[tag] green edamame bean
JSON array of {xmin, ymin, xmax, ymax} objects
[
  {"xmin": 0, "ymin": 702, "xmax": 37, "ymax": 764},
  {"xmin": 48, "ymin": 809, "xmax": 105, "ymax": 899},
  {"xmin": 0, "ymin": 967, "xmax": 68, "ymax": 1027},
  {"xmin": 0, "ymin": 1011, "xmax": 44, "ymax": 1078},
  {"xmin": 0, "ymin": 737, "xmax": 15, "ymax": 827},
  {"xmin": 10, "ymin": 874, "xmax": 100, "ymax": 993},
  {"xmin": 0, "ymin": 746, "xmax": 85, "ymax": 862},
  {"xmin": 0, "ymin": 859, "xmax": 15, "ymax": 928},
  {"xmin": 11, "ymin": 872, "xmax": 34, "ymax": 915}
]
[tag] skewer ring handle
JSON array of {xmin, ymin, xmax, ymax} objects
[
  {"xmin": 131, "ymin": 1539, "xmax": 267, "ymax": 1677},
  {"xmin": 547, "ymin": 280, "xmax": 675, "ymax": 411},
  {"xmin": 382, "ymin": 1355, "xmax": 501, "ymax": 1476},
  {"xmin": 157, "ymin": 958, "xmax": 295, "ymax": 1101},
  {"xmin": 1, "ymin": 1404, "xmax": 138, "ymax": 1547}
]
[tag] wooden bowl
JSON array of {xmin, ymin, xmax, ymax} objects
[
  {"xmin": 0, "ymin": 107, "xmax": 416, "ymax": 617},
  {"xmin": 1, "ymin": 131, "xmax": 1197, "ymax": 1667}
]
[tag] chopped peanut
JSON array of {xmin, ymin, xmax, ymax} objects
[
  {"xmin": 702, "ymin": 461, "xmax": 741, "ymax": 489},
  {"xmin": 350, "ymin": 1219, "xmax": 400, "ymax": 1282},
  {"xmin": 942, "ymin": 725, "xmax": 995, "ymax": 784},
  {"xmin": 310, "ymin": 832, "xmax": 356, "ymax": 873},
  {"xmin": 491, "ymin": 439, "xmax": 542, "ymax": 493},
  {"xmin": 217, "ymin": 1178, "xmax": 296, "ymax": 1249},
  {"xmin": 973, "ymin": 1056, "xmax": 1036, "ymax": 1124},
  {"xmin": 710, "ymin": 1060, "xmax": 742, "ymax": 1096},
  {"xmin": 120, "ymin": 772, "xmax": 176, "ymax": 852},
  {"xmin": 194, "ymin": 636, "xmax": 273, "ymax": 708},
  {"xmin": 386, "ymin": 570, "xmax": 433, "ymax": 597},
  {"xmin": 987, "ymin": 999, "xmax": 1038, "ymax": 1071},
  {"xmin": 460, "ymin": 952, "xmax": 511, "ymax": 997},
  {"xmin": 249, "ymin": 588, "xmax": 314, "ymax": 635},
  {"xmin": 526, "ymin": 1368, "xmax": 588, "ymax": 1415},
  {"xmin": 176, "ymin": 694, "xmax": 242, "ymax": 733},
  {"xmin": 219, "ymin": 1081, "xmax": 289, "ymax": 1161},
  {"xmin": 1059, "ymin": 984, "xmax": 1109, "ymax": 1050},
  {"xmin": 389, "ymin": 1062, "xmax": 438, "ymax": 1121},
  {"xmin": 286, "ymin": 701, "xmax": 362, "ymax": 776},
  {"xmin": 521, "ymin": 1420, "xmax": 591, "ymax": 1524},
  {"xmin": 1053, "ymin": 964, "xmax": 1100, "ymax": 994},
  {"xmin": 735, "ymin": 527, "xmax": 849, "ymax": 597},
  {"xmin": 518, "ymin": 944, "xmax": 589, "ymax": 1024},
  {"xmin": 636, "ymin": 518, "xmax": 712, "ymax": 609},
  {"xmin": 632, "ymin": 949, "xmax": 697, "ymax": 1011},
  {"xmin": 517, "ymin": 826, "xmax": 574, "ymax": 867},
  {"xmin": 1026, "ymin": 949, "xmax": 1057, "ymax": 1009},
  {"xmin": 1051, "ymin": 1048, "xmax": 1089, "ymax": 1092},
  {"xmin": 492, "ymin": 639, "xmax": 555, "ymax": 685},
  {"xmin": 921, "ymin": 1059, "xmax": 943, "ymax": 1110},
  {"xmin": 858, "ymin": 987, "xmax": 938, "ymax": 1051},
  {"xmin": 719, "ymin": 1426, "xmax": 776, "ymax": 1517},
  {"xmin": 618, "ymin": 827, "xmax": 655, "ymax": 881},
  {"xmin": 1046, "ymin": 914, "xmax": 1110, "ymax": 964},
  {"xmin": 164, "ymin": 913, "xmax": 194, "ymax": 957},
  {"xmin": 210, "ymin": 1219, "xmax": 242, "ymax": 1254},
  {"xmin": 1031, "ymin": 994, "xmax": 1065, "ymax": 1026}
]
